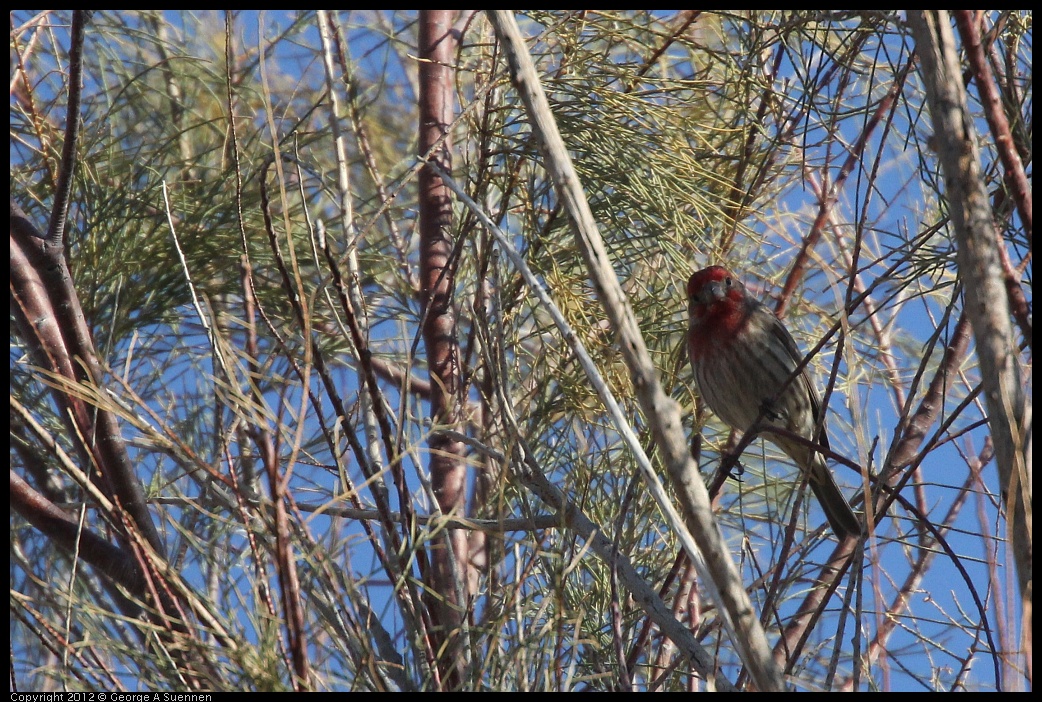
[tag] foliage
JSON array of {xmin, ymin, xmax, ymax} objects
[{"xmin": 10, "ymin": 10, "xmax": 1031, "ymax": 692}]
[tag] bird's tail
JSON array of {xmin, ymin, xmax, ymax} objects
[{"xmin": 806, "ymin": 457, "xmax": 862, "ymax": 540}]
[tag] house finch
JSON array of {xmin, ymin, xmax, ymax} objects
[{"xmin": 686, "ymin": 266, "xmax": 861, "ymax": 539}]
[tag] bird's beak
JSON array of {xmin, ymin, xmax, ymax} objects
[{"xmin": 703, "ymin": 280, "xmax": 727, "ymax": 303}]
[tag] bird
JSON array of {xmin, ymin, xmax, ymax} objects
[{"xmin": 686, "ymin": 266, "xmax": 861, "ymax": 539}]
